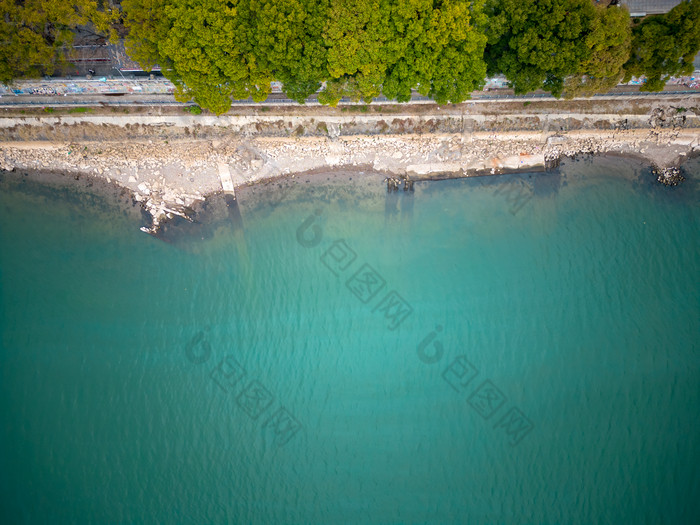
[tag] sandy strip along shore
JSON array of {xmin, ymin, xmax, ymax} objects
[{"xmin": 1, "ymin": 106, "xmax": 699, "ymax": 233}]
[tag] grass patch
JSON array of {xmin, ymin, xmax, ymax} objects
[
  {"xmin": 341, "ymin": 104, "xmax": 370, "ymax": 113},
  {"xmin": 68, "ymin": 107, "xmax": 93, "ymax": 113},
  {"xmin": 187, "ymin": 105, "xmax": 202, "ymax": 115},
  {"xmin": 42, "ymin": 107, "xmax": 55, "ymax": 113}
]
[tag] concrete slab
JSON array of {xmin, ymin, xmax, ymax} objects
[{"xmin": 217, "ymin": 162, "xmax": 235, "ymax": 195}]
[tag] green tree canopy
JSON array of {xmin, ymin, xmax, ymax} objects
[
  {"xmin": 120, "ymin": 0, "xmax": 166, "ymax": 72},
  {"xmin": 564, "ymin": 4, "xmax": 632, "ymax": 98},
  {"xmin": 123, "ymin": 0, "xmax": 331, "ymax": 111},
  {"xmin": 321, "ymin": 0, "xmax": 487, "ymax": 105},
  {"xmin": 123, "ymin": 0, "xmax": 274, "ymax": 114},
  {"xmin": 0, "ymin": 0, "xmax": 116, "ymax": 85},
  {"xmin": 624, "ymin": 0, "xmax": 700, "ymax": 91},
  {"xmin": 247, "ymin": 0, "xmax": 329, "ymax": 103},
  {"xmin": 484, "ymin": 0, "xmax": 598, "ymax": 97},
  {"xmin": 322, "ymin": 0, "xmax": 391, "ymax": 103},
  {"xmin": 123, "ymin": 0, "xmax": 488, "ymax": 111},
  {"xmin": 382, "ymin": 0, "xmax": 488, "ymax": 104}
]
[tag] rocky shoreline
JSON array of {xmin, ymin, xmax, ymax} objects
[{"xmin": 1, "ymin": 105, "xmax": 699, "ymax": 233}]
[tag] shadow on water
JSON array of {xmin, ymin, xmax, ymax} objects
[
  {"xmin": 155, "ymin": 193, "xmax": 244, "ymax": 247},
  {"xmin": 627, "ymin": 157, "xmax": 700, "ymax": 207},
  {"xmin": 153, "ymin": 154, "xmax": 700, "ymax": 250},
  {"xmin": 0, "ymin": 169, "xmax": 147, "ymax": 227},
  {"xmin": 401, "ymin": 185, "xmax": 414, "ymax": 220},
  {"xmin": 674, "ymin": 158, "xmax": 700, "ymax": 205},
  {"xmin": 153, "ymin": 192, "xmax": 257, "ymax": 294},
  {"xmin": 383, "ymin": 177, "xmax": 416, "ymax": 227},
  {"xmin": 532, "ymin": 170, "xmax": 563, "ymax": 197},
  {"xmin": 557, "ymin": 153, "xmax": 700, "ymax": 208},
  {"xmin": 384, "ymin": 189, "xmax": 399, "ymax": 220}
]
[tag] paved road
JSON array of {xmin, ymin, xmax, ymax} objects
[{"xmin": 1, "ymin": 83, "xmax": 699, "ymax": 109}]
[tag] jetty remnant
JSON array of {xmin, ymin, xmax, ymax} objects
[
  {"xmin": 386, "ymin": 176, "xmax": 414, "ymax": 193},
  {"xmin": 653, "ymin": 165, "xmax": 685, "ymax": 186}
]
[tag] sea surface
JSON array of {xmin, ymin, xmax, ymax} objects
[{"xmin": 1, "ymin": 156, "xmax": 699, "ymax": 524}]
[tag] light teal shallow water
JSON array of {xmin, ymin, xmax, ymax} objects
[{"xmin": 1, "ymin": 156, "xmax": 699, "ymax": 524}]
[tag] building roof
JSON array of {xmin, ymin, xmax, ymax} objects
[{"xmin": 619, "ymin": 0, "xmax": 684, "ymax": 16}]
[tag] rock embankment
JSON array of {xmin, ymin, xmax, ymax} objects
[{"xmin": 1, "ymin": 106, "xmax": 698, "ymax": 232}]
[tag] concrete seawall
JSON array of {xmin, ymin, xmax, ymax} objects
[{"xmin": 1, "ymin": 103, "xmax": 699, "ymax": 232}]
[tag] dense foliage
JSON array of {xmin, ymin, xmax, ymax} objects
[
  {"xmin": 563, "ymin": 5, "xmax": 631, "ymax": 98},
  {"xmin": 122, "ymin": 0, "xmax": 330, "ymax": 110},
  {"xmin": 0, "ymin": 0, "xmax": 116, "ymax": 84},
  {"xmin": 321, "ymin": 0, "xmax": 487, "ymax": 105},
  {"xmin": 122, "ymin": 0, "xmax": 488, "ymax": 112},
  {"xmin": 624, "ymin": 0, "xmax": 700, "ymax": 91},
  {"xmin": 483, "ymin": 0, "xmax": 636, "ymax": 98},
  {"xmin": 4, "ymin": 1, "xmax": 700, "ymax": 112}
]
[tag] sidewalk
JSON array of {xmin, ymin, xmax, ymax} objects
[
  {"xmin": 2, "ymin": 75, "xmax": 698, "ymax": 100},
  {"xmin": 0, "ymin": 78, "xmax": 176, "ymax": 96}
]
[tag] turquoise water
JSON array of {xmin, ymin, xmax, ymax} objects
[{"xmin": 1, "ymin": 157, "xmax": 699, "ymax": 524}]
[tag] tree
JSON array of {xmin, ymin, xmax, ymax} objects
[
  {"xmin": 382, "ymin": 0, "xmax": 488, "ymax": 104},
  {"xmin": 247, "ymin": 0, "xmax": 329, "ymax": 103},
  {"xmin": 120, "ymin": 0, "xmax": 166, "ymax": 72},
  {"xmin": 321, "ymin": 0, "xmax": 487, "ymax": 105},
  {"xmin": 484, "ymin": 0, "xmax": 597, "ymax": 97},
  {"xmin": 624, "ymin": 0, "xmax": 700, "ymax": 92},
  {"xmin": 420, "ymin": 0, "xmax": 488, "ymax": 104},
  {"xmin": 123, "ymin": 0, "xmax": 275, "ymax": 114},
  {"xmin": 0, "ymin": 0, "xmax": 116, "ymax": 85},
  {"xmin": 120, "ymin": 0, "xmax": 486, "ymax": 110},
  {"xmin": 322, "ymin": 0, "xmax": 391, "ymax": 103},
  {"xmin": 564, "ymin": 4, "xmax": 632, "ymax": 98}
]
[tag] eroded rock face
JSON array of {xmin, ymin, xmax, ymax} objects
[{"xmin": 648, "ymin": 107, "xmax": 689, "ymax": 129}]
